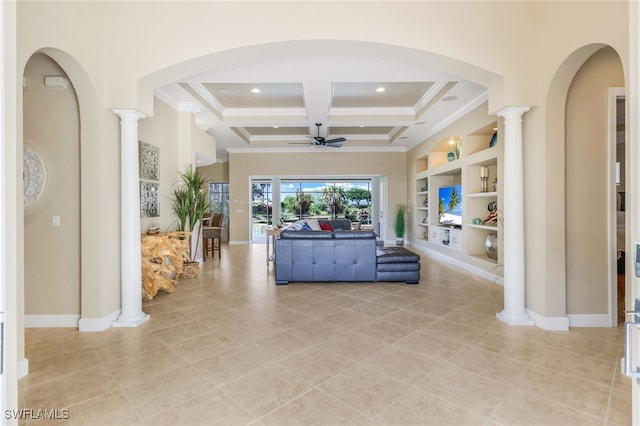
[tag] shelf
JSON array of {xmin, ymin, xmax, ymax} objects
[
  {"xmin": 428, "ymin": 160, "xmax": 462, "ymax": 176},
  {"xmin": 468, "ymin": 253, "xmax": 499, "ymax": 265},
  {"xmin": 467, "ymin": 224, "xmax": 498, "ymax": 231},
  {"xmin": 465, "ymin": 146, "xmax": 498, "ymax": 165},
  {"xmin": 411, "ymin": 120, "xmax": 501, "ymax": 274},
  {"xmin": 466, "ymin": 191, "xmax": 497, "ymax": 198}
]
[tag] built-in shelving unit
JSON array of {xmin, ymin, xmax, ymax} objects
[
  {"xmin": 415, "ymin": 159, "xmax": 430, "ymax": 240},
  {"xmin": 412, "ymin": 122, "xmax": 503, "ymax": 272}
]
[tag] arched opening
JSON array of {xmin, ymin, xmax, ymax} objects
[
  {"xmin": 23, "ymin": 53, "xmax": 81, "ymax": 325},
  {"xmin": 22, "ymin": 48, "xmax": 107, "ymax": 330},
  {"xmin": 544, "ymin": 44, "xmax": 625, "ymax": 326}
]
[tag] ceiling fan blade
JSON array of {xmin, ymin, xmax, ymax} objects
[
  {"xmin": 325, "ymin": 137, "xmax": 346, "ymax": 144},
  {"xmin": 325, "ymin": 142, "xmax": 343, "ymax": 148},
  {"xmin": 288, "ymin": 142, "xmax": 313, "ymax": 145}
]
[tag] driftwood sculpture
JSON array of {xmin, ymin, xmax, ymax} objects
[{"xmin": 141, "ymin": 231, "xmax": 191, "ymax": 301}]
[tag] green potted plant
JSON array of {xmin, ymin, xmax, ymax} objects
[
  {"xmin": 394, "ymin": 204, "xmax": 406, "ymax": 245},
  {"xmin": 171, "ymin": 164, "xmax": 210, "ymax": 276}
]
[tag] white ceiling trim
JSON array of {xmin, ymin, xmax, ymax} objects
[
  {"xmin": 413, "ymin": 81, "xmax": 451, "ymax": 113},
  {"xmin": 189, "ymin": 82, "xmax": 226, "ymax": 115},
  {"xmin": 422, "ymin": 91, "xmax": 490, "ymax": 141},
  {"xmin": 227, "ymin": 146, "xmax": 406, "ymax": 154}
]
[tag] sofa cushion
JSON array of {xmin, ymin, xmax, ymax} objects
[
  {"xmin": 319, "ymin": 222, "xmax": 334, "ymax": 231},
  {"xmin": 376, "ymin": 247, "xmax": 420, "ymax": 263},
  {"xmin": 333, "ymin": 231, "xmax": 377, "ymax": 239},
  {"xmin": 287, "ymin": 219, "xmax": 307, "ymax": 231},
  {"xmin": 306, "ymin": 218, "xmax": 322, "ymax": 231},
  {"xmin": 279, "ymin": 230, "xmax": 334, "ymax": 239},
  {"xmin": 323, "ymin": 219, "xmax": 352, "ymax": 231}
]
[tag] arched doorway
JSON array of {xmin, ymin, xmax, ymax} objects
[
  {"xmin": 544, "ymin": 44, "xmax": 625, "ymax": 326},
  {"xmin": 22, "ymin": 48, "xmax": 107, "ymax": 331},
  {"xmin": 23, "ymin": 53, "xmax": 81, "ymax": 326}
]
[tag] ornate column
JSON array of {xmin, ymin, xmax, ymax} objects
[
  {"xmin": 496, "ymin": 106, "xmax": 534, "ymax": 326},
  {"xmin": 112, "ymin": 109, "xmax": 149, "ymax": 327}
]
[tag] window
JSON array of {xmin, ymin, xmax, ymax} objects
[
  {"xmin": 251, "ymin": 178, "xmax": 374, "ymax": 243},
  {"xmin": 208, "ymin": 182, "xmax": 230, "ymax": 216}
]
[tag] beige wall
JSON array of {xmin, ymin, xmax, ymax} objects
[
  {"xmin": 565, "ymin": 47, "xmax": 624, "ymax": 315},
  {"xmin": 23, "ymin": 53, "xmax": 80, "ymax": 315},
  {"xmin": 228, "ymin": 151, "xmax": 406, "ymax": 243},
  {"xmin": 199, "ymin": 162, "xmax": 229, "ymax": 183},
  {"xmin": 139, "ymin": 98, "xmax": 181, "ymax": 233}
]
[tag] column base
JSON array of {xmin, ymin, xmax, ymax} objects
[
  {"xmin": 496, "ymin": 310, "xmax": 535, "ymax": 326},
  {"xmin": 113, "ymin": 313, "xmax": 150, "ymax": 328}
]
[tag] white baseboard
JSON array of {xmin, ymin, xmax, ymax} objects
[
  {"xmin": 17, "ymin": 358, "xmax": 29, "ymax": 379},
  {"xmin": 79, "ymin": 310, "xmax": 121, "ymax": 332},
  {"xmin": 230, "ymin": 240, "xmax": 250, "ymax": 245},
  {"xmin": 418, "ymin": 245, "xmax": 502, "ymax": 284},
  {"xmin": 567, "ymin": 313, "xmax": 611, "ymax": 327},
  {"xmin": 526, "ymin": 309, "xmax": 569, "ymax": 330},
  {"xmin": 24, "ymin": 314, "xmax": 80, "ymax": 328}
]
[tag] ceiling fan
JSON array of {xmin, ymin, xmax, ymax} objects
[{"xmin": 291, "ymin": 123, "xmax": 346, "ymax": 148}]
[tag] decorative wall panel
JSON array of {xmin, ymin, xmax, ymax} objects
[
  {"xmin": 139, "ymin": 141, "xmax": 159, "ymax": 181},
  {"xmin": 140, "ymin": 181, "xmax": 160, "ymax": 217},
  {"xmin": 23, "ymin": 143, "xmax": 47, "ymax": 210}
]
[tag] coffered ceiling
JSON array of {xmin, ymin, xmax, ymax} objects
[{"xmin": 156, "ymin": 54, "xmax": 489, "ymax": 163}]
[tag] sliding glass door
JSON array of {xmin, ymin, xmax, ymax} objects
[{"xmin": 251, "ymin": 177, "xmax": 378, "ymax": 243}]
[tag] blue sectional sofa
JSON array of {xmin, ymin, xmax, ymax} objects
[{"xmin": 274, "ymin": 226, "xmax": 420, "ymax": 285}]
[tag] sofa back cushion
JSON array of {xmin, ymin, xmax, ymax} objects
[
  {"xmin": 280, "ymin": 230, "xmax": 334, "ymax": 239},
  {"xmin": 333, "ymin": 231, "xmax": 377, "ymax": 239}
]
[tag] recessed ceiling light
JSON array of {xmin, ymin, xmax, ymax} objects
[
  {"xmin": 375, "ymin": 87, "xmax": 386, "ymax": 93},
  {"xmin": 441, "ymin": 96, "xmax": 458, "ymax": 102},
  {"xmin": 273, "ymin": 126, "xmax": 279, "ymax": 129},
  {"xmin": 398, "ymin": 136, "xmax": 408, "ymax": 139},
  {"xmin": 360, "ymin": 125, "xmax": 365, "ymax": 128},
  {"xmin": 415, "ymin": 121, "xmax": 426, "ymax": 125},
  {"xmin": 251, "ymin": 88, "xmax": 261, "ymax": 94}
]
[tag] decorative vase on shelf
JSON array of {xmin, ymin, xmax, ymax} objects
[
  {"xmin": 455, "ymin": 140, "xmax": 461, "ymax": 159},
  {"xmin": 492, "ymin": 178, "xmax": 497, "ymax": 192},
  {"xmin": 485, "ymin": 233, "xmax": 498, "ymax": 260},
  {"xmin": 447, "ymin": 150, "xmax": 455, "ymax": 162},
  {"xmin": 489, "ymin": 132, "xmax": 498, "ymax": 148}
]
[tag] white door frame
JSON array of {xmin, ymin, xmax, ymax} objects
[{"xmin": 608, "ymin": 87, "xmax": 625, "ymax": 326}]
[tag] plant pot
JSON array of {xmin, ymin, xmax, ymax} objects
[
  {"xmin": 395, "ymin": 238, "xmax": 404, "ymax": 246},
  {"xmin": 183, "ymin": 261, "xmax": 200, "ymax": 279}
]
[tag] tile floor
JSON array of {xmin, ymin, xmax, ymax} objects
[{"xmin": 19, "ymin": 244, "xmax": 631, "ymax": 425}]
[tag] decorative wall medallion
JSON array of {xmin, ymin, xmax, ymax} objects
[
  {"xmin": 23, "ymin": 144, "xmax": 47, "ymax": 210},
  {"xmin": 139, "ymin": 141, "xmax": 159, "ymax": 181},
  {"xmin": 140, "ymin": 181, "xmax": 160, "ymax": 217}
]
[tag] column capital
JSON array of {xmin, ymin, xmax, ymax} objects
[
  {"xmin": 496, "ymin": 106, "xmax": 531, "ymax": 120},
  {"xmin": 112, "ymin": 109, "xmax": 146, "ymax": 122}
]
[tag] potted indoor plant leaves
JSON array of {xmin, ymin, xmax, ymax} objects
[
  {"xmin": 394, "ymin": 204, "xmax": 406, "ymax": 245},
  {"xmin": 171, "ymin": 164, "xmax": 210, "ymax": 277}
]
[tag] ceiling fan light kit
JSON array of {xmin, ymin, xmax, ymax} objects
[{"xmin": 290, "ymin": 123, "xmax": 346, "ymax": 148}]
